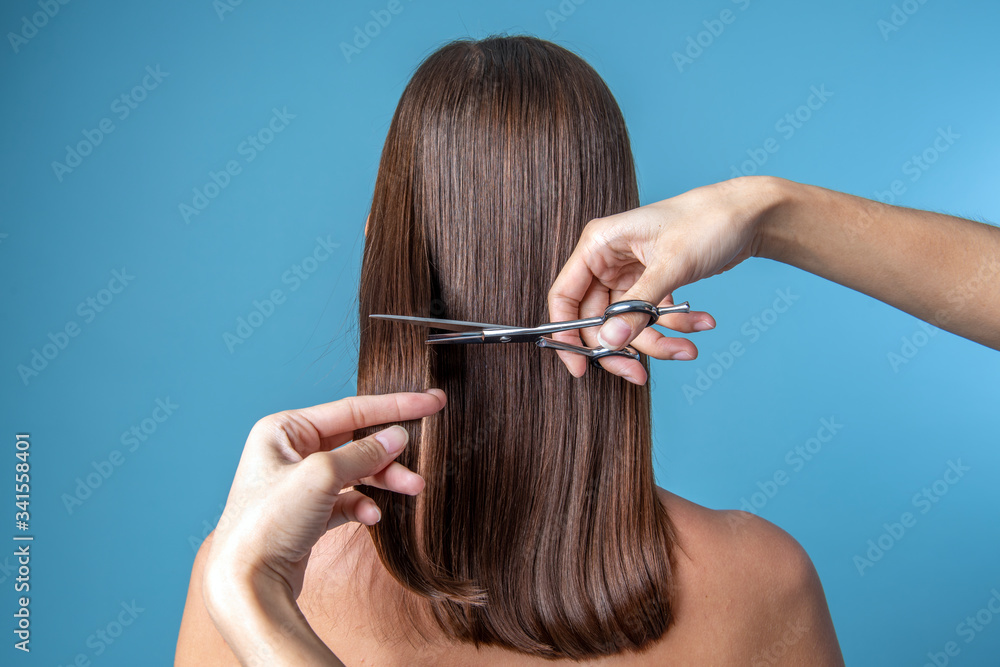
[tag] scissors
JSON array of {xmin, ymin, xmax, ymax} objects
[{"xmin": 370, "ymin": 300, "xmax": 692, "ymax": 365}]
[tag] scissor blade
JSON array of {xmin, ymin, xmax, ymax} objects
[{"xmin": 369, "ymin": 313, "xmax": 503, "ymax": 333}]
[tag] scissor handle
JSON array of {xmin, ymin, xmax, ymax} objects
[
  {"xmin": 603, "ymin": 300, "xmax": 690, "ymax": 328},
  {"xmin": 535, "ymin": 338, "xmax": 641, "ymax": 364}
]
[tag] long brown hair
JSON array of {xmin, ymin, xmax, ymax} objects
[{"xmin": 354, "ymin": 35, "xmax": 675, "ymax": 660}]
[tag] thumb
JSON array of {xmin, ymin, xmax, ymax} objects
[
  {"xmin": 596, "ymin": 266, "xmax": 676, "ymax": 350},
  {"xmin": 328, "ymin": 425, "xmax": 409, "ymax": 488}
]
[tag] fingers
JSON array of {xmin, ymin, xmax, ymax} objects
[
  {"xmin": 548, "ymin": 242, "xmax": 600, "ymax": 325},
  {"xmin": 548, "ymin": 232, "xmax": 608, "ymax": 378},
  {"xmin": 655, "ymin": 310, "xmax": 716, "ymax": 333},
  {"xmin": 595, "ymin": 269, "xmax": 674, "ymax": 351},
  {"xmin": 326, "ymin": 425, "xmax": 411, "ymax": 490},
  {"xmin": 327, "ymin": 489, "xmax": 381, "ymax": 528},
  {"xmin": 302, "ymin": 425, "xmax": 425, "ymax": 531},
  {"xmin": 547, "ymin": 274, "xmax": 597, "ymax": 379},
  {"xmin": 628, "ymin": 327, "xmax": 700, "ymax": 361},
  {"xmin": 293, "ymin": 389, "xmax": 447, "ymax": 441},
  {"xmin": 572, "ymin": 284, "xmax": 644, "ymax": 384},
  {"xmin": 594, "ymin": 355, "xmax": 648, "ymax": 385},
  {"xmin": 552, "ymin": 347, "xmax": 589, "ymax": 379},
  {"xmin": 357, "ymin": 460, "xmax": 425, "ymax": 496}
]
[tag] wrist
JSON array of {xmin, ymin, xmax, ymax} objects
[
  {"xmin": 204, "ymin": 560, "xmax": 337, "ymax": 665},
  {"xmin": 748, "ymin": 175, "xmax": 803, "ymax": 263},
  {"xmin": 203, "ymin": 558, "xmax": 284, "ymax": 633}
]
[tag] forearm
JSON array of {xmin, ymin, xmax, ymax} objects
[
  {"xmin": 758, "ymin": 177, "xmax": 1000, "ymax": 349},
  {"xmin": 204, "ymin": 567, "xmax": 343, "ymax": 667}
]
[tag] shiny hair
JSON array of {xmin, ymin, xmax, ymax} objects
[{"xmin": 353, "ymin": 35, "xmax": 676, "ymax": 660}]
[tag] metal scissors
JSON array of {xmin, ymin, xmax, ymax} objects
[{"xmin": 369, "ymin": 300, "xmax": 691, "ymax": 365}]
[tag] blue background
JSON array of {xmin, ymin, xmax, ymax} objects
[{"xmin": 2, "ymin": 0, "xmax": 998, "ymax": 664}]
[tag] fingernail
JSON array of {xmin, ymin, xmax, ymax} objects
[
  {"xmin": 372, "ymin": 504, "xmax": 382, "ymax": 523},
  {"xmin": 673, "ymin": 351, "xmax": 694, "ymax": 361},
  {"xmin": 424, "ymin": 388, "xmax": 446, "ymax": 404},
  {"xmin": 375, "ymin": 425, "xmax": 408, "ymax": 455},
  {"xmin": 597, "ymin": 319, "xmax": 631, "ymax": 350},
  {"xmin": 406, "ymin": 472, "xmax": 426, "ymax": 495},
  {"xmin": 693, "ymin": 321, "xmax": 715, "ymax": 332}
]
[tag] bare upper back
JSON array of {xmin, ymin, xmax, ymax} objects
[{"xmin": 175, "ymin": 489, "xmax": 843, "ymax": 666}]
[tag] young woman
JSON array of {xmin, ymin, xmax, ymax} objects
[{"xmin": 175, "ymin": 36, "xmax": 844, "ymax": 665}]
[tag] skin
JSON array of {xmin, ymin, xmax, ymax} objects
[
  {"xmin": 193, "ymin": 390, "xmax": 446, "ymax": 666},
  {"xmin": 176, "ymin": 388, "xmax": 844, "ymax": 664},
  {"xmin": 178, "ymin": 477, "xmax": 845, "ymax": 666},
  {"xmin": 177, "ymin": 175, "xmax": 999, "ymax": 660},
  {"xmin": 182, "ymin": 176, "xmax": 993, "ymax": 662},
  {"xmin": 548, "ymin": 175, "xmax": 1000, "ymax": 383}
]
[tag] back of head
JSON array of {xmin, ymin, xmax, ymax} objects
[{"xmin": 355, "ymin": 35, "xmax": 675, "ymax": 660}]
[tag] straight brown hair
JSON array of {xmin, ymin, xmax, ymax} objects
[{"xmin": 353, "ymin": 35, "xmax": 676, "ymax": 660}]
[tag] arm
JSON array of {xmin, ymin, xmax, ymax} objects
[
  {"xmin": 202, "ymin": 561, "xmax": 344, "ymax": 667},
  {"xmin": 760, "ymin": 178, "xmax": 1000, "ymax": 349},
  {"xmin": 548, "ymin": 176, "xmax": 1000, "ymax": 383},
  {"xmin": 175, "ymin": 531, "xmax": 341, "ymax": 666},
  {"xmin": 175, "ymin": 533, "xmax": 240, "ymax": 666}
]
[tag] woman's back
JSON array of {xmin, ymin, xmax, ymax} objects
[{"xmin": 176, "ymin": 489, "xmax": 842, "ymax": 665}]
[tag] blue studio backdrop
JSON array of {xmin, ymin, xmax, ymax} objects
[{"xmin": 2, "ymin": 1, "xmax": 998, "ymax": 664}]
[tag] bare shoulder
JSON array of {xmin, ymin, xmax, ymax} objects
[
  {"xmin": 658, "ymin": 488, "xmax": 810, "ymax": 569},
  {"xmin": 174, "ymin": 531, "xmax": 241, "ymax": 666},
  {"xmin": 656, "ymin": 489, "xmax": 844, "ymax": 666}
]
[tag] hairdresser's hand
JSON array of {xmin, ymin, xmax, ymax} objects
[
  {"xmin": 202, "ymin": 390, "xmax": 446, "ymax": 665},
  {"xmin": 548, "ymin": 177, "xmax": 777, "ymax": 383}
]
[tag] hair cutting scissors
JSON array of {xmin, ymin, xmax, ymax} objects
[{"xmin": 370, "ymin": 300, "xmax": 691, "ymax": 365}]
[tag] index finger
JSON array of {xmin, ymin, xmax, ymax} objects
[
  {"xmin": 548, "ymin": 248, "xmax": 601, "ymax": 377},
  {"xmin": 547, "ymin": 245, "xmax": 596, "ymax": 325},
  {"xmin": 296, "ymin": 390, "xmax": 447, "ymax": 441}
]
